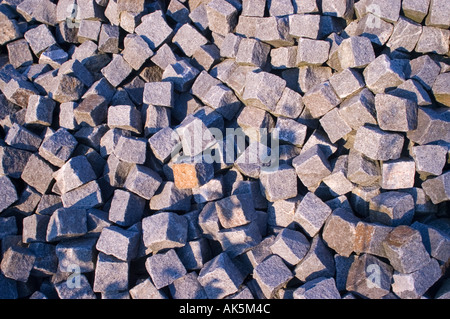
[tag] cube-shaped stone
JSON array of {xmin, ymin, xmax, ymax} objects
[
  {"xmin": 0, "ymin": 175, "xmax": 18, "ymax": 213},
  {"xmin": 383, "ymin": 225, "xmax": 431, "ymax": 273},
  {"xmin": 202, "ymin": 84, "xmax": 241, "ymax": 121},
  {"xmin": 354, "ymin": 13, "xmax": 394, "ymax": 47},
  {"xmin": 421, "ymin": 172, "xmax": 450, "ymax": 204},
  {"xmin": 294, "ymin": 192, "xmax": 332, "ymax": 238},
  {"xmin": 386, "ymin": 16, "xmax": 422, "ymax": 53},
  {"xmin": 407, "ymin": 55, "xmax": 441, "ymax": 91},
  {"xmin": 235, "ymin": 38, "xmax": 271, "ymax": 68},
  {"xmin": 176, "ymin": 238, "xmax": 212, "ymax": 270},
  {"xmin": 253, "ymin": 254, "xmax": 293, "ymax": 298},
  {"xmin": 415, "ymin": 26, "xmax": 449, "ymax": 55},
  {"xmin": 322, "ymin": 208, "xmax": 360, "ymax": 257},
  {"xmin": 24, "ymin": 95, "xmax": 55, "ymax": 127},
  {"xmin": 302, "ymin": 81, "xmax": 341, "ymax": 119},
  {"xmin": 381, "ymin": 158, "xmax": 416, "ymax": 190},
  {"xmin": 336, "ymin": 36, "xmax": 376, "ymax": 71},
  {"xmin": 162, "ymin": 59, "xmax": 200, "ymax": 92},
  {"xmin": 293, "ymin": 276, "xmax": 341, "ymax": 299},
  {"xmin": 275, "ymin": 117, "xmax": 307, "ymax": 147},
  {"xmin": 198, "ymin": 252, "xmax": 244, "ymax": 299},
  {"xmin": 113, "ymin": 135, "xmax": 147, "ymax": 165},
  {"xmin": 109, "ymin": 189, "xmax": 145, "ymax": 227},
  {"xmin": 142, "ymin": 212, "xmax": 188, "ymax": 252},
  {"xmin": 74, "ymin": 94, "xmax": 108, "ymax": 127},
  {"xmin": 432, "ymin": 73, "xmax": 450, "ymax": 107},
  {"xmin": 243, "ymin": 71, "xmax": 286, "ymax": 113},
  {"xmin": 39, "ymin": 128, "xmax": 78, "ymax": 167},
  {"xmin": 122, "ymin": 34, "xmax": 153, "ymax": 71},
  {"xmin": 149, "ymin": 181, "xmax": 192, "ymax": 212},
  {"xmin": 354, "ymin": 125, "xmax": 404, "ymax": 161},
  {"xmin": 96, "ymin": 226, "xmax": 139, "ymax": 262},
  {"xmin": 61, "ymin": 180, "xmax": 103, "ymax": 209},
  {"xmin": 392, "ymin": 258, "xmax": 441, "ymax": 299},
  {"xmin": 53, "ymin": 155, "xmax": 96, "ymax": 194},
  {"xmin": 375, "ymin": 93, "xmax": 417, "ymax": 132},
  {"xmin": 169, "ymin": 272, "xmax": 208, "ymax": 299},
  {"xmin": 363, "ymin": 55, "xmax": 405, "ymax": 94},
  {"xmin": 296, "ymin": 38, "xmax": 330, "ymax": 66},
  {"xmin": 107, "ymin": 104, "xmax": 142, "ymax": 135},
  {"xmin": 390, "ymin": 79, "xmax": 432, "ymax": 107},
  {"xmin": 294, "ymin": 235, "xmax": 335, "ymax": 282},
  {"xmin": 4, "ymin": 123, "xmax": 42, "ymax": 152},
  {"xmin": 270, "ymin": 228, "xmax": 310, "ymax": 266},
  {"xmin": 93, "ymin": 253, "xmax": 129, "ymax": 293},
  {"xmin": 346, "ymin": 253, "xmax": 393, "ymax": 299},
  {"xmin": 21, "ymin": 154, "xmax": 55, "ymax": 194},
  {"xmin": 145, "ymin": 249, "xmax": 187, "ymax": 289},
  {"xmin": 329, "ymin": 68, "xmax": 365, "ymax": 99},
  {"xmin": 402, "ymin": 0, "xmax": 430, "ymax": 23},
  {"xmin": 411, "ymin": 145, "xmax": 447, "ymax": 177},
  {"xmin": 292, "ymin": 145, "xmax": 332, "ymax": 189},
  {"xmin": 369, "ymin": 191, "xmax": 415, "ymax": 226},
  {"xmin": 101, "ymin": 54, "xmax": 132, "ymax": 87},
  {"xmin": 206, "ymin": 0, "xmax": 239, "ymax": 36},
  {"xmin": 259, "ymin": 164, "xmax": 298, "ymax": 202},
  {"xmin": 1, "ymin": 246, "xmax": 35, "ymax": 282},
  {"xmin": 24, "ymin": 24, "xmax": 56, "ymax": 56},
  {"xmin": 46, "ymin": 208, "xmax": 87, "ymax": 242},
  {"xmin": 322, "ymin": 155, "xmax": 354, "ymax": 196},
  {"xmin": 123, "ymin": 164, "xmax": 162, "ymax": 201},
  {"xmin": 407, "ymin": 107, "xmax": 450, "ymax": 146},
  {"xmin": 192, "ymin": 44, "xmax": 220, "ymax": 71},
  {"xmin": 216, "ymin": 193, "xmax": 255, "ymax": 229},
  {"xmin": 55, "ymin": 274, "xmax": 96, "ymax": 299},
  {"xmin": 7, "ymin": 39, "xmax": 33, "ymax": 69},
  {"xmin": 411, "ymin": 222, "xmax": 450, "ymax": 263},
  {"xmin": 148, "ymin": 126, "xmax": 181, "ymax": 164},
  {"xmin": 129, "ymin": 278, "xmax": 167, "ymax": 299},
  {"xmin": 98, "ymin": 24, "xmax": 119, "ymax": 54},
  {"xmin": 347, "ymin": 150, "xmax": 381, "ymax": 187},
  {"xmin": 272, "ymin": 87, "xmax": 304, "ymax": 119},
  {"xmin": 175, "ymin": 115, "xmax": 217, "ymax": 156},
  {"xmin": 22, "ymin": 214, "xmax": 50, "ymax": 243},
  {"xmin": 56, "ymin": 237, "xmax": 97, "ymax": 273},
  {"xmin": 319, "ymin": 108, "xmax": 352, "ymax": 144},
  {"xmin": 172, "ymin": 23, "xmax": 208, "ymax": 57}
]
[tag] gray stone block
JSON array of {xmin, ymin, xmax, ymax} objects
[
  {"xmin": 192, "ymin": 177, "xmax": 224, "ymax": 203},
  {"xmin": 390, "ymin": 79, "xmax": 432, "ymax": 107},
  {"xmin": 5, "ymin": 123, "xmax": 42, "ymax": 152},
  {"xmin": 425, "ymin": 0, "xmax": 450, "ymax": 28},
  {"xmin": 192, "ymin": 44, "xmax": 221, "ymax": 72},
  {"xmin": 259, "ymin": 164, "xmax": 298, "ymax": 202},
  {"xmin": 276, "ymin": 117, "xmax": 307, "ymax": 147},
  {"xmin": 296, "ymin": 38, "xmax": 330, "ymax": 66},
  {"xmin": 21, "ymin": 154, "xmax": 55, "ymax": 194},
  {"xmin": 363, "ymin": 55, "xmax": 405, "ymax": 94},
  {"xmin": 294, "ymin": 192, "xmax": 332, "ymax": 238},
  {"xmin": 322, "ymin": 208, "xmax": 360, "ymax": 257},
  {"xmin": 415, "ymin": 26, "xmax": 449, "ymax": 55},
  {"xmin": 6, "ymin": 39, "xmax": 33, "ymax": 69},
  {"xmin": 150, "ymin": 43, "xmax": 180, "ymax": 71},
  {"xmin": 272, "ymin": 87, "xmax": 304, "ymax": 119},
  {"xmin": 107, "ymin": 104, "xmax": 142, "ymax": 135},
  {"xmin": 336, "ymin": 36, "xmax": 376, "ymax": 71},
  {"xmin": 294, "ymin": 235, "xmax": 335, "ymax": 282},
  {"xmin": 270, "ymin": 228, "xmax": 309, "ymax": 266},
  {"xmin": 198, "ymin": 252, "xmax": 244, "ymax": 299},
  {"xmin": 74, "ymin": 94, "xmax": 107, "ymax": 127},
  {"xmin": 254, "ymin": 16, "xmax": 294, "ymax": 47},
  {"xmin": 172, "ymin": 23, "xmax": 208, "ymax": 57},
  {"xmin": 93, "ymin": 253, "xmax": 129, "ymax": 293},
  {"xmin": 407, "ymin": 55, "xmax": 441, "ymax": 91},
  {"xmin": 176, "ymin": 238, "xmax": 212, "ymax": 270},
  {"xmin": 145, "ymin": 249, "xmax": 187, "ymax": 289},
  {"xmin": 55, "ymin": 237, "xmax": 97, "ymax": 273},
  {"xmin": 354, "ymin": 124, "xmax": 404, "ymax": 161},
  {"xmin": 123, "ymin": 164, "xmax": 162, "ymax": 201},
  {"xmin": 129, "ymin": 278, "xmax": 167, "ymax": 299},
  {"xmin": 369, "ymin": 191, "xmax": 415, "ymax": 226},
  {"xmin": 253, "ymin": 254, "xmax": 293, "ymax": 298},
  {"xmin": 329, "ymin": 68, "xmax": 365, "ymax": 100},
  {"xmin": 162, "ymin": 58, "xmax": 200, "ymax": 92},
  {"xmin": 267, "ymin": 197, "xmax": 298, "ymax": 229},
  {"xmin": 77, "ymin": 19, "xmax": 101, "ymax": 43},
  {"xmin": 142, "ymin": 212, "xmax": 188, "ymax": 252},
  {"xmin": 0, "ymin": 145, "xmax": 32, "ymax": 180},
  {"xmin": 319, "ymin": 108, "xmax": 352, "ymax": 144},
  {"xmin": 421, "ymin": 172, "xmax": 450, "ymax": 204},
  {"xmin": 59, "ymin": 102, "xmax": 79, "ymax": 131},
  {"xmin": 411, "ymin": 222, "xmax": 450, "ymax": 263},
  {"xmin": 432, "ymin": 73, "xmax": 450, "ymax": 107},
  {"xmin": 293, "ymin": 0, "xmax": 319, "ymax": 13},
  {"xmin": 38, "ymin": 128, "xmax": 78, "ymax": 167},
  {"xmin": 24, "ymin": 24, "xmax": 56, "ymax": 56},
  {"xmin": 12, "ymin": 185, "xmax": 40, "ymax": 216},
  {"xmin": 202, "ymin": 83, "xmax": 241, "ymax": 120},
  {"xmin": 46, "ymin": 207, "xmax": 87, "ymax": 242},
  {"xmin": 108, "ymin": 189, "xmax": 145, "ymax": 227},
  {"xmin": 61, "ymin": 180, "xmax": 103, "ymax": 209},
  {"xmin": 402, "ymin": 0, "xmax": 431, "ymax": 23},
  {"xmin": 101, "ymin": 54, "xmax": 133, "ymax": 87},
  {"xmin": 217, "ymin": 221, "xmax": 262, "ymax": 258},
  {"xmin": 235, "ymin": 38, "xmax": 271, "ymax": 68},
  {"xmin": 122, "ymin": 34, "xmax": 154, "ymax": 71},
  {"xmin": 144, "ymin": 104, "xmax": 171, "ymax": 136},
  {"xmin": 231, "ymin": 180, "xmax": 268, "ymax": 211},
  {"xmin": 135, "ymin": 11, "xmax": 173, "ymax": 51},
  {"xmin": 22, "ymin": 214, "xmax": 50, "ymax": 243},
  {"xmin": 302, "ymin": 81, "xmax": 341, "ymax": 119},
  {"xmin": 293, "ymin": 276, "xmax": 340, "ymax": 299},
  {"xmin": 113, "ymin": 135, "xmax": 147, "ymax": 165},
  {"xmin": 346, "ymin": 253, "xmax": 393, "ymax": 299},
  {"xmin": 3, "ymin": 77, "xmax": 41, "ymax": 108},
  {"xmin": 0, "ymin": 216, "xmax": 17, "ymax": 240},
  {"xmin": 38, "ymin": 46, "xmax": 69, "ymax": 69},
  {"xmin": 375, "ymin": 93, "xmax": 417, "ymax": 132},
  {"xmin": 36, "ymin": 194, "xmax": 63, "ymax": 216},
  {"xmin": 411, "ymin": 145, "xmax": 446, "ymax": 177},
  {"xmin": 143, "ymin": 81, "xmax": 174, "ymax": 108},
  {"xmin": 53, "ymin": 155, "xmax": 96, "ymax": 194},
  {"xmin": 50, "ymin": 73, "xmax": 85, "ymax": 103},
  {"xmin": 149, "ymin": 181, "xmax": 192, "ymax": 212},
  {"xmin": 55, "ymin": 274, "xmax": 96, "ymax": 299},
  {"xmin": 216, "ymin": 193, "xmax": 255, "ymax": 229},
  {"xmin": 381, "ymin": 158, "xmax": 416, "ymax": 190},
  {"xmin": 166, "ymin": 0, "xmax": 190, "ymax": 24},
  {"xmin": 96, "ymin": 226, "xmax": 140, "ymax": 261},
  {"xmin": 392, "ymin": 258, "xmax": 442, "ymax": 299},
  {"xmin": 242, "ymin": 71, "xmax": 286, "ymax": 113},
  {"xmin": 98, "ymin": 24, "xmax": 119, "ymax": 54},
  {"xmin": 206, "ymin": 0, "xmax": 238, "ymax": 36},
  {"xmin": 292, "ymin": 144, "xmax": 332, "ymax": 190},
  {"xmin": 383, "ymin": 225, "xmax": 431, "ymax": 274},
  {"xmin": 386, "ymin": 16, "xmax": 422, "ymax": 53},
  {"xmin": 354, "ymin": 13, "xmax": 394, "ymax": 47},
  {"xmin": 220, "ymin": 33, "xmax": 242, "ymax": 59},
  {"xmin": 1, "ymin": 246, "xmax": 35, "ymax": 282},
  {"xmin": 407, "ymin": 107, "xmax": 450, "ymax": 145},
  {"xmin": 322, "ymin": 155, "xmax": 354, "ymax": 196},
  {"xmin": 169, "ymin": 272, "xmax": 208, "ymax": 299}
]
